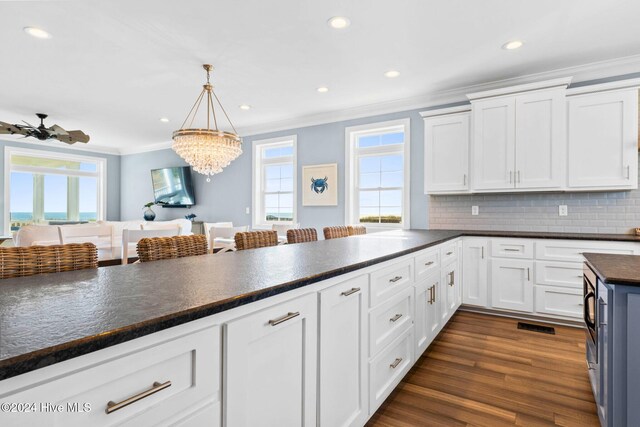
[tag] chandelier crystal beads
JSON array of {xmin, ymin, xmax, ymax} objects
[{"xmin": 172, "ymin": 64, "xmax": 242, "ymax": 181}]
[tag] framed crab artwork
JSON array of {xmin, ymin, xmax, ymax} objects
[{"xmin": 302, "ymin": 163, "xmax": 338, "ymax": 206}]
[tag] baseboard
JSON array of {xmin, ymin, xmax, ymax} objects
[{"xmin": 458, "ymin": 305, "xmax": 584, "ymax": 328}]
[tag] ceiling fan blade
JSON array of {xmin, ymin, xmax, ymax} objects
[
  {"xmin": 49, "ymin": 124, "xmax": 69, "ymax": 135},
  {"xmin": 55, "ymin": 130, "xmax": 90, "ymax": 144},
  {"xmin": 21, "ymin": 120, "xmax": 36, "ymax": 129},
  {"xmin": 0, "ymin": 122, "xmax": 26, "ymax": 135}
]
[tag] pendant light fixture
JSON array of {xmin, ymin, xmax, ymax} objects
[{"xmin": 172, "ymin": 64, "xmax": 242, "ymax": 181}]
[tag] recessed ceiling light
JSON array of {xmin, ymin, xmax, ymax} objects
[
  {"xmin": 384, "ymin": 70, "xmax": 400, "ymax": 78},
  {"xmin": 239, "ymin": 104, "xmax": 251, "ymax": 110},
  {"xmin": 327, "ymin": 16, "xmax": 350, "ymax": 29},
  {"xmin": 317, "ymin": 87, "xmax": 329, "ymax": 93},
  {"xmin": 159, "ymin": 117, "xmax": 170, "ymax": 123},
  {"xmin": 23, "ymin": 27, "xmax": 52, "ymax": 39},
  {"xmin": 502, "ymin": 40, "xmax": 524, "ymax": 50}
]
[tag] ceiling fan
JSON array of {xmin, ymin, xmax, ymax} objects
[{"xmin": 0, "ymin": 113, "xmax": 90, "ymax": 144}]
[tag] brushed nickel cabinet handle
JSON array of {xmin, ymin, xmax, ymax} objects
[
  {"xmin": 446, "ymin": 251, "xmax": 453, "ymax": 255},
  {"xmin": 106, "ymin": 381, "xmax": 171, "ymax": 414},
  {"xmin": 428, "ymin": 286, "xmax": 434, "ymax": 304},
  {"xmin": 481, "ymin": 246, "xmax": 484, "ymax": 259},
  {"xmin": 390, "ymin": 313, "xmax": 403, "ymax": 322},
  {"xmin": 390, "ymin": 358, "xmax": 403, "ymax": 369},
  {"xmin": 517, "ymin": 170, "xmax": 521, "ymax": 183},
  {"xmin": 463, "ymin": 174, "xmax": 467, "ymax": 185},
  {"xmin": 527, "ymin": 268, "xmax": 530, "ymax": 281},
  {"xmin": 627, "ymin": 165, "xmax": 631, "ymax": 179},
  {"xmin": 433, "ymin": 283, "xmax": 437, "ymax": 302},
  {"xmin": 269, "ymin": 311, "xmax": 300, "ymax": 326},
  {"xmin": 504, "ymin": 248, "xmax": 520, "ymax": 252},
  {"xmin": 389, "ymin": 276, "xmax": 403, "ymax": 283},
  {"xmin": 341, "ymin": 287, "xmax": 361, "ymax": 297},
  {"xmin": 425, "ymin": 261, "xmax": 434, "ymax": 266}
]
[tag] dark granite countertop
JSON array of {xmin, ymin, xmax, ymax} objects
[
  {"xmin": 2, "ymin": 228, "xmax": 640, "ymax": 381},
  {"xmin": 584, "ymin": 253, "xmax": 640, "ymax": 286}
]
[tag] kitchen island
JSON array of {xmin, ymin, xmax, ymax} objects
[{"xmin": 2, "ymin": 229, "xmax": 640, "ymax": 426}]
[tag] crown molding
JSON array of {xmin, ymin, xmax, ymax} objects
[
  {"xmin": 419, "ymin": 105, "xmax": 471, "ymax": 118},
  {"xmin": 0, "ymin": 136, "xmax": 120, "ymax": 155},
  {"xmin": 119, "ymin": 53, "xmax": 640, "ymax": 155},
  {"xmin": 567, "ymin": 77, "xmax": 640, "ymax": 96},
  {"xmin": 466, "ymin": 77, "xmax": 573, "ymax": 101}
]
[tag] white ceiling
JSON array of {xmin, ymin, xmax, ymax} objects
[{"xmin": 2, "ymin": 0, "xmax": 640, "ymax": 154}]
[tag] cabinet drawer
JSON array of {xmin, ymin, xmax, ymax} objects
[
  {"xmin": 2, "ymin": 325, "xmax": 220, "ymax": 427},
  {"xmin": 369, "ymin": 288, "xmax": 413, "ymax": 357},
  {"xmin": 535, "ymin": 240, "xmax": 637, "ymax": 262},
  {"xmin": 415, "ymin": 249, "xmax": 440, "ymax": 282},
  {"xmin": 440, "ymin": 242, "xmax": 458, "ymax": 266},
  {"xmin": 369, "ymin": 259, "xmax": 413, "ymax": 307},
  {"xmin": 534, "ymin": 285, "xmax": 583, "ymax": 319},
  {"xmin": 369, "ymin": 328, "xmax": 413, "ymax": 414},
  {"xmin": 490, "ymin": 238, "xmax": 534, "ymax": 259},
  {"xmin": 535, "ymin": 261, "xmax": 583, "ymax": 289}
]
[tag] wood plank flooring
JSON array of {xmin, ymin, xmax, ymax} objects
[{"xmin": 366, "ymin": 311, "xmax": 599, "ymax": 427}]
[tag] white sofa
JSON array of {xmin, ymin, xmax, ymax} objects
[{"xmin": 14, "ymin": 219, "xmax": 193, "ymax": 247}]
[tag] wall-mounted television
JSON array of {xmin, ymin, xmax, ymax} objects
[{"xmin": 151, "ymin": 166, "xmax": 196, "ymax": 207}]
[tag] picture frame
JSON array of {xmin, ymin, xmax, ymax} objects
[{"xmin": 302, "ymin": 163, "xmax": 338, "ymax": 206}]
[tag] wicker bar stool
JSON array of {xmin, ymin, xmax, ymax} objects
[
  {"xmin": 137, "ymin": 235, "xmax": 208, "ymax": 263},
  {"xmin": 348, "ymin": 225, "xmax": 367, "ymax": 236},
  {"xmin": 323, "ymin": 226, "xmax": 350, "ymax": 240},
  {"xmin": 234, "ymin": 230, "xmax": 279, "ymax": 251},
  {"xmin": 286, "ymin": 228, "xmax": 318, "ymax": 244},
  {"xmin": 0, "ymin": 243, "xmax": 98, "ymax": 279}
]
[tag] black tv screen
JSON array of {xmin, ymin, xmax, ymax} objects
[{"xmin": 151, "ymin": 166, "xmax": 196, "ymax": 207}]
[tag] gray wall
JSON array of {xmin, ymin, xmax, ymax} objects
[
  {"xmin": 0, "ymin": 139, "xmax": 121, "ymax": 232},
  {"xmin": 120, "ymin": 108, "xmax": 435, "ymax": 231},
  {"xmin": 430, "ymin": 154, "xmax": 640, "ymax": 234}
]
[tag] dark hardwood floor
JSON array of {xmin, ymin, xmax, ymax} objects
[{"xmin": 367, "ymin": 311, "xmax": 599, "ymax": 427}]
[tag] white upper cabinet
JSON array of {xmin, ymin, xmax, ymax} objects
[
  {"xmin": 469, "ymin": 80, "xmax": 569, "ymax": 192},
  {"xmin": 567, "ymin": 88, "xmax": 639, "ymax": 190},
  {"xmin": 515, "ymin": 89, "xmax": 566, "ymax": 189},
  {"xmin": 471, "ymin": 96, "xmax": 516, "ymax": 190},
  {"xmin": 423, "ymin": 109, "xmax": 470, "ymax": 194}
]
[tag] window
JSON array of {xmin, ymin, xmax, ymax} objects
[
  {"xmin": 345, "ymin": 119, "xmax": 410, "ymax": 228},
  {"xmin": 4, "ymin": 147, "xmax": 106, "ymax": 233},
  {"xmin": 252, "ymin": 136, "xmax": 297, "ymax": 227}
]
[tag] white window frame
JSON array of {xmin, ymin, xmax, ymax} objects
[
  {"xmin": 4, "ymin": 146, "xmax": 107, "ymax": 235},
  {"xmin": 345, "ymin": 118, "xmax": 411, "ymax": 229},
  {"xmin": 252, "ymin": 135, "xmax": 297, "ymax": 228}
]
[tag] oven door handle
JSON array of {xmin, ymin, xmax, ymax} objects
[{"xmin": 584, "ymin": 291, "xmax": 596, "ymax": 329}]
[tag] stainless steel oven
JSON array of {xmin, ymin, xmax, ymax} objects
[{"xmin": 584, "ymin": 263, "xmax": 597, "ymax": 360}]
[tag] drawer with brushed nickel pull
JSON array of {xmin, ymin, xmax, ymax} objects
[
  {"xmin": 369, "ymin": 288, "xmax": 413, "ymax": 357},
  {"xmin": 2, "ymin": 324, "xmax": 220, "ymax": 427},
  {"xmin": 415, "ymin": 249, "xmax": 440, "ymax": 282},
  {"xmin": 369, "ymin": 327, "xmax": 413, "ymax": 414},
  {"xmin": 369, "ymin": 259, "xmax": 413, "ymax": 307},
  {"xmin": 490, "ymin": 238, "xmax": 534, "ymax": 259},
  {"xmin": 440, "ymin": 242, "xmax": 458, "ymax": 265}
]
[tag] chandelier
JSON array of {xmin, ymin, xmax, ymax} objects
[{"xmin": 172, "ymin": 64, "xmax": 242, "ymax": 181}]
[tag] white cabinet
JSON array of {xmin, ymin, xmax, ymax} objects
[
  {"xmin": 471, "ymin": 87, "xmax": 566, "ymax": 192},
  {"xmin": 414, "ymin": 273, "xmax": 441, "ymax": 358},
  {"xmin": 423, "ymin": 111, "xmax": 470, "ymax": 193},
  {"xmin": 462, "ymin": 238, "xmax": 489, "ymax": 307},
  {"xmin": 568, "ymin": 89, "xmax": 638, "ymax": 190},
  {"xmin": 514, "ymin": 89, "xmax": 566, "ymax": 189},
  {"xmin": 491, "ymin": 259, "xmax": 534, "ymax": 312},
  {"xmin": 224, "ymin": 293, "xmax": 317, "ymax": 427},
  {"xmin": 441, "ymin": 261, "xmax": 460, "ymax": 322},
  {"xmin": 534, "ymin": 285, "xmax": 583, "ymax": 319},
  {"xmin": 472, "ymin": 96, "xmax": 516, "ymax": 190},
  {"xmin": 319, "ymin": 276, "xmax": 368, "ymax": 427}
]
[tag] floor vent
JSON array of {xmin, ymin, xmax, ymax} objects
[{"xmin": 517, "ymin": 322, "xmax": 555, "ymax": 335}]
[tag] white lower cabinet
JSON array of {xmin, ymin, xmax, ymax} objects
[
  {"xmin": 414, "ymin": 273, "xmax": 441, "ymax": 358},
  {"xmin": 224, "ymin": 293, "xmax": 317, "ymax": 427},
  {"xmin": 369, "ymin": 288, "xmax": 413, "ymax": 356},
  {"xmin": 368, "ymin": 328, "xmax": 414, "ymax": 414},
  {"xmin": 319, "ymin": 276, "xmax": 369, "ymax": 427},
  {"xmin": 534, "ymin": 285, "xmax": 583, "ymax": 319},
  {"xmin": 491, "ymin": 258, "xmax": 534, "ymax": 312},
  {"xmin": 462, "ymin": 238, "xmax": 489, "ymax": 307},
  {"xmin": 441, "ymin": 260, "xmax": 460, "ymax": 322}
]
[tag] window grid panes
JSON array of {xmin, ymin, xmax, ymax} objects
[
  {"xmin": 8, "ymin": 151, "xmax": 103, "ymax": 232},
  {"xmin": 353, "ymin": 125, "xmax": 405, "ymax": 225},
  {"xmin": 257, "ymin": 140, "xmax": 295, "ymax": 224}
]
